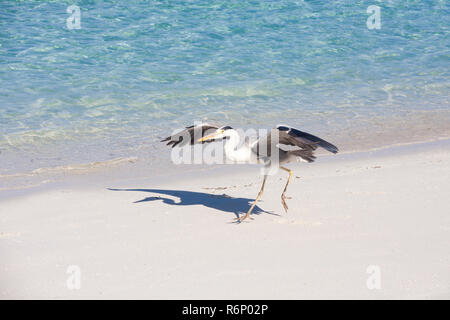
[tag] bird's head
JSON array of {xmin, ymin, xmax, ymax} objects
[{"xmin": 197, "ymin": 126, "xmax": 234, "ymax": 142}]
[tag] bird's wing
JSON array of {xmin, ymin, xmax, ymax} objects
[
  {"xmin": 276, "ymin": 124, "xmax": 339, "ymax": 154},
  {"xmin": 252, "ymin": 125, "xmax": 338, "ymax": 163},
  {"xmin": 160, "ymin": 123, "xmax": 220, "ymax": 148}
]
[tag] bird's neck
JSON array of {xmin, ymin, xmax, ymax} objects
[{"xmin": 224, "ymin": 131, "xmax": 250, "ymax": 163}]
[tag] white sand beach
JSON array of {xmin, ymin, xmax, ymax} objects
[{"xmin": 1, "ymin": 139, "xmax": 449, "ymax": 299}]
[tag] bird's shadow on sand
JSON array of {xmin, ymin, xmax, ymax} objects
[{"xmin": 107, "ymin": 188, "xmax": 276, "ymax": 220}]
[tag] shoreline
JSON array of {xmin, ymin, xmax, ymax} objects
[
  {"xmin": 1, "ymin": 135, "xmax": 450, "ymax": 200},
  {"xmin": 2, "ymin": 107, "xmax": 450, "ymax": 181}
]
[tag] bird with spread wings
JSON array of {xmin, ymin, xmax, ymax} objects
[{"xmin": 162, "ymin": 123, "xmax": 338, "ymax": 223}]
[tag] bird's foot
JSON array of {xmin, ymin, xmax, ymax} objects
[
  {"xmin": 234, "ymin": 213, "xmax": 254, "ymax": 223},
  {"xmin": 281, "ymin": 194, "xmax": 289, "ymax": 212}
]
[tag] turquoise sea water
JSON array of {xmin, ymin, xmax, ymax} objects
[{"xmin": 0, "ymin": 0, "xmax": 449, "ymax": 174}]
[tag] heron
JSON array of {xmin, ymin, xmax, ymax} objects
[{"xmin": 161, "ymin": 123, "xmax": 338, "ymax": 222}]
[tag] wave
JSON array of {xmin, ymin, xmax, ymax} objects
[{"xmin": 0, "ymin": 156, "xmax": 138, "ymax": 179}]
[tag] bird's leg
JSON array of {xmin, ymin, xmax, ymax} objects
[
  {"xmin": 280, "ymin": 166, "xmax": 293, "ymax": 212},
  {"xmin": 237, "ymin": 175, "xmax": 267, "ymax": 223}
]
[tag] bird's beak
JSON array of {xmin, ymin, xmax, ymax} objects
[{"xmin": 198, "ymin": 130, "xmax": 224, "ymax": 142}]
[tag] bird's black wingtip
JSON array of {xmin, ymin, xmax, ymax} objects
[
  {"xmin": 312, "ymin": 140, "xmax": 339, "ymax": 154},
  {"xmin": 325, "ymin": 145, "xmax": 339, "ymax": 154}
]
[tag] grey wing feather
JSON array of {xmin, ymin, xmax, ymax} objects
[
  {"xmin": 278, "ymin": 131, "xmax": 317, "ymax": 162},
  {"xmin": 161, "ymin": 123, "xmax": 219, "ymax": 148},
  {"xmin": 251, "ymin": 129, "xmax": 290, "ymax": 160},
  {"xmin": 253, "ymin": 126, "xmax": 338, "ymax": 163}
]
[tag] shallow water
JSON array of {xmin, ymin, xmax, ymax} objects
[{"xmin": 0, "ymin": 0, "xmax": 449, "ymax": 175}]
